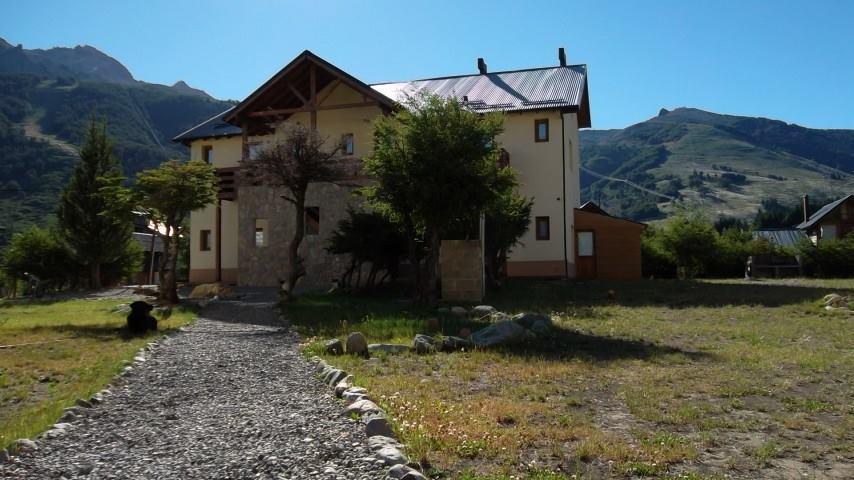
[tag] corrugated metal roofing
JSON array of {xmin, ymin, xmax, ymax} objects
[
  {"xmin": 753, "ymin": 229, "xmax": 808, "ymax": 248},
  {"xmin": 132, "ymin": 232, "xmax": 164, "ymax": 253},
  {"xmin": 796, "ymin": 194, "xmax": 853, "ymax": 230},
  {"xmin": 172, "ymin": 107, "xmax": 241, "ymax": 143},
  {"xmin": 371, "ymin": 66, "xmax": 587, "ymax": 114}
]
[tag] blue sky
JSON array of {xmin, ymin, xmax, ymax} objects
[{"xmin": 2, "ymin": 0, "xmax": 852, "ymax": 130}]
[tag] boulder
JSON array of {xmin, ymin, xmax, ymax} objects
[
  {"xmin": 334, "ymin": 375, "xmax": 354, "ymax": 397},
  {"xmin": 458, "ymin": 327, "xmax": 472, "ymax": 338},
  {"xmin": 388, "ymin": 464, "xmax": 428, "ymax": 480},
  {"xmin": 450, "ymin": 306, "xmax": 468, "ymax": 317},
  {"xmin": 368, "ymin": 344, "xmax": 410, "ymax": 354},
  {"xmin": 530, "ymin": 319, "xmax": 552, "ymax": 336},
  {"xmin": 512, "ymin": 312, "xmax": 551, "ymax": 329},
  {"xmin": 376, "ymin": 445, "xmax": 408, "ymax": 466},
  {"xmin": 346, "ymin": 332, "xmax": 368, "ymax": 355},
  {"xmin": 188, "ymin": 283, "xmax": 234, "ymax": 299},
  {"xmin": 13, "ymin": 439, "xmax": 37, "ymax": 452},
  {"xmin": 75, "ymin": 398, "xmax": 93, "ymax": 409},
  {"xmin": 0, "ymin": 448, "xmax": 9, "ymax": 463},
  {"xmin": 343, "ymin": 387, "xmax": 370, "ymax": 403},
  {"xmin": 326, "ymin": 370, "xmax": 348, "ymax": 387},
  {"xmin": 413, "ymin": 334, "xmax": 437, "ymax": 354},
  {"xmin": 344, "ymin": 399, "xmax": 383, "ymax": 416},
  {"xmin": 363, "ymin": 411, "xmax": 395, "ymax": 437},
  {"xmin": 367, "ymin": 435, "xmax": 404, "ymax": 452},
  {"xmin": 470, "ymin": 305, "xmax": 497, "ymax": 318},
  {"xmin": 324, "ymin": 338, "xmax": 344, "ymax": 355},
  {"xmin": 441, "ymin": 336, "xmax": 473, "ymax": 351},
  {"xmin": 58, "ymin": 411, "xmax": 78, "ymax": 423},
  {"xmin": 470, "ymin": 320, "xmax": 526, "ymax": 347}
]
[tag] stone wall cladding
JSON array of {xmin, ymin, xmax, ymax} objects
[
  {"xmin": 237, "ymin": 183, "xmax": 360, "ymax": 291},
  {"xmin": 440, "ymin": 240, "xmax": 483, "ymax": 302}
]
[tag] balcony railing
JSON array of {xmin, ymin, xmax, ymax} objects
[{"xmin": 216, "ymin": 167, "xmax": 239, "ymax": 200}]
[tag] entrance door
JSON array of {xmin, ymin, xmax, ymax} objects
[{"xmin": 576, "ymin": 230, "xmax": 596, "ymax": 279}]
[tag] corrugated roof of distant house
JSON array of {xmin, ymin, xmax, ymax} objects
[
  {"xmin": 172, "ymin": 107, "xmax": 241, "ymax": 144},
  {"xmin": 173, "ymin": 62, "xmax": 589, "ymax": 143},
  {"xmin": 371, "ymin": 65, "xmax": 588, "ymax": 116},
  {"xmin": 753, "ymin": 228, "xmax": 808, "ymax": 248},
  {"xmin": 132, "ymin": 232, "xmax": 164, "ymax": 253},
  {"xmin": 796, "ymin": 194, "xmax": 853, "ymax": 230}
]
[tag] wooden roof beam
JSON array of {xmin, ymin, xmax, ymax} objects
[{"xmin": 247, "ymin": 100, "xmax": 379, "ymax": 118}]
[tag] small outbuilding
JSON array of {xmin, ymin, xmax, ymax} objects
[{"xmin": 573, "ymin": 202, "xmax": 646, "ymax": 280}]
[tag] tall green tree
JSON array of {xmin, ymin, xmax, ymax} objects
[
  {"xmin": 241, "ymin": 124, "xmax": 345, "ymax": 301},
  {"xmin": 134, "ymin": 160, "xmax": 217, "ymax": 303},
  {"xmin": 363, "ymin": 91, "xmax": 515, "ymax": 303},
  {"xmin": 57, "ymin": 118, "xmax": 136, "ymax": 289}
]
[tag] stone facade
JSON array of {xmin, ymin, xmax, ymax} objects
[
  {"xmin": 237, "ymin": 183, "xmax": 361, "ymax": 291},
  {"xmin": 439, "ymin": 240, "xmax": 484, "ymax": 302}
]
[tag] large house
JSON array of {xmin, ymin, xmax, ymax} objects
[
  {"xmin": 797, "ymin": 194, "xmax": 854, "ymax": 243},
  {"xmin": 173, "ymin": 49, "xmax": 592, "ymax": 289}
]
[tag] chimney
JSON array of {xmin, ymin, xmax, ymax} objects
[
  {"xmin": 802, "ymin": 194, "xmax": 810, "ymax": 223},
  {"xmin": 477, "ymin": 57, "xmax": 487, "ymax": 74},
  {"xmin": 558, "ymin": 47, "xmax": 567, "ymax": 66}
]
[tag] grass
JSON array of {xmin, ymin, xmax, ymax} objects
[
  {"xmin": 0, "ymin": 297, "xmax": 196, "ymax": 449},
  {"xmin": 287, "ymin": 277, "xmax": 854, "ymax": 479}
]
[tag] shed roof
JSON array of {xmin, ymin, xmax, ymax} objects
[
  {"xmin": 796, "ymin": 194, "xmax": 853, "ymax": 230},
  {"xmin": 753, "ymin": 229, "xmax": 808, "ymax": 248}
]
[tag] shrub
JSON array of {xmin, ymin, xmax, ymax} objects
[
  {"xmin": 641, "ymin": 225, "xmax": 676, "ymax": 278},
  {"xmin": 1, "ymin": 226, "xmax": 79, "ymax": 294},
  {"xmin": 797, "ymin": 235, "xmax": 854, "ymax": 277},
  {"xmin": 326, "ymin": 208, "xmax": 407, "ymax": 290},
  {"xmin": 658, "ymin": 214, "xmax": 718, "ymax": 278}
]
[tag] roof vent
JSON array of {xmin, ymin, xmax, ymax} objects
[
  {"xmin": 477, "ymin": 57, "xmax": 487, "ymax": 74},
  {"xmin": 558, "ymin": 47, "xmax": 567, "ymax": 67}
]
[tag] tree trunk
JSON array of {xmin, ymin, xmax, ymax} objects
[
  {"xmin": 404, "ymin": 220, "xmax": 420, "ymax": 301},
  {"xmin": 282, "ymin": 192, "xmax": 306, "ymax": 302},
  {"xmin": 424, "ymin": 227, "xmax": 441, "ymax": 305},
  {"xmin": 90, "ymin": 262, "xmax": 102, "ymax": 290},
  {"xmin": 166, "ymin": 239, "xmax": 180, "ymax": 303},
  {"xmin": 159, "ymin": 234, "xmax": 175, "ymax": 303}
]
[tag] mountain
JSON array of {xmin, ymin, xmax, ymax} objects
[
  {"xmin": 580, "ymin": 108, "xmax": 854, "ymax": 221},
  {"xmin": 0, "ymin": 39, "xmax": 234, "ymax": 244}
]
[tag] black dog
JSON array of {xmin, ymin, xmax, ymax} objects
[{"xmin": 127, "ymin": 301, "xmax": 158, "ymax": 333}]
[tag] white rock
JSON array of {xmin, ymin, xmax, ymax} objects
[
  {"xmin": 450, "ymin": 306, "xmax": 468, "ymax": 317},
  {"xmin": 375, "ymin": 445, "xmax": 407, "ymax": 466}
]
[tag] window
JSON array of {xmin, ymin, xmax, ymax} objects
[
  {"xmin": 822, "ymin": 224, "xmax": 837, "ymax": 240},
  {"xmin": 535, "ymin": 216, "xmax": 550, "ymax": 240},
  {"xmin": 202, "ymin": 145, "xmax": 213, "ymax": 164},
  {"xmin": 200, "ymin": 230, "xmax": 212, "ymax": 251},
  {"xmin": 534, "ymin": 119, "xmax": 549, "ymax": 142},
  {"xmin": 255, "ymin": 219, "xmax": 268, "ymax": 247},
  {"xmin": 577, "ymin": 231, "xmax": 595, "ymax": 257},
  {"xmin": 342, "ymin": 134, "xmax": 354, "ymax": 155},
  {"xmin": 305, "ymin": 207, "xmax": 320, "ymax": 235},
  {"xmin": 247, "ymin": 143, "xmax": 261, "ymax": 161}
]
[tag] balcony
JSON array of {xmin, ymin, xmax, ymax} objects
[{"xmin": 216, "ymin": 167, "xmax": 239, "ymax": 201}]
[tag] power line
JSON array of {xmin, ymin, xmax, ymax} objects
[{"xmin": 580, "ymin": 165, "xmax": 676, "ymax": 201}]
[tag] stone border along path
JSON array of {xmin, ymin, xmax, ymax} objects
[
  {"xmin": 0, "ymin": 296, "xmax": 387, "ymax": 479},
  {"xmin": 310, "ymin": 358, "xmax": 427, "ymax": 480}
]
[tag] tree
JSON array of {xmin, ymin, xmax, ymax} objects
[
  {"xmin": 135, "ymin": 160, "xmax": 217, "ymax": 303},
  {"xmin": 326, "ymin": 208, "xmax": 407, "ymax": 290},
  {"xmin": 57, "ymin": 118, "xmax": 136, "ymax": 289},
  {"xmin": 363, "ymin": 91, "xmax": 514, "ymax": 303},
  {"xmin": 2, "ymin": 226, "xmax": 77, "ymax": 296},
  {"xmin": 658, "ymin": 213, "xmax": 718, "ymax": 279},
  {"xmin": 240, "ymin": 124, "xmax": 345, "ymax": 301},
  {"xmin": 484, "ymin": 191, "xmax": 533, "ymax": 287}
]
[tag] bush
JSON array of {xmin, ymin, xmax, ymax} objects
[
  {"xmin": 641, "ymin": 226, "xmax": 677, "ymax": 278},
  {"xmin": 797, "ymin": 235, "xmax": 854, "ymax": 277},
  {"xmin": 657, "ymin": 214, "xmax": 718, "ymax": 278},
  {"xmin": 326, "ymin": 208, "xmax": 407, "ymax": 290},
  {"xmin": 1, "ymin": 226, "xmax": 79, "ymax": 294}
]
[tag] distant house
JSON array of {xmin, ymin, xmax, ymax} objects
[
  {"xmin": 797, "ymin": 194, "xmax": 854, "ymax": 243},
  {"xmin": 131, "ymin": 213, "xmax": 165, "ymax": 285},
  {"xmin": 753, "ymin": 228, "xmax": 808, "ymax": 249},
  {"xmin": 572, "ymin": 202, "xmax": 645, "ymax": 280}
]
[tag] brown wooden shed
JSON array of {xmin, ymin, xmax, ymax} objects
[{"xmin": 573, "ymin": 202, "xmax": 646, "ymax": 280}]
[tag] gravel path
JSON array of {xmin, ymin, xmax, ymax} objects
[{"xmin": 1, "ymin": 297, "xmax": 386, "ymax": 479}]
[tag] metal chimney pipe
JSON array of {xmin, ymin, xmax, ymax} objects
[
  {"xmin": 802, "ymin": 194, "xmax": 810, "ymax": 223},
  {"xmin": 558, "ymin": 47, "xmax": 566, "ymax": 66},
  {"xmin": 477, "ymin": 57, "xmax": 487, "ymax": 74}
]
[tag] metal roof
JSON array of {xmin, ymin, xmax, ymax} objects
[
  {"xmin": 753, "ymin": 229, "xmax": 808, "ymax": 248},
  {"xmin": 796, "ymin": 194, "xmax": 853, "ymax": 230},
  {"xmin": 172, "ymin": 107, "xmax": 241, "ymax": 144},
  {"xmin": 132, "ymin": 232, "xmax": 164, "ymax": 253},
  {"xmin": 371, "ymin": 65, "xmax": 587, "ymax": 116}
]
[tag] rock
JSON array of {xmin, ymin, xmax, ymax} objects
[
  {"xmin": 324, "ymin": 338, "xmax": 344, "ymax": 355},
  {"xmin": 363, "ymin": 412, "xmax": 395, "ymax": 438},
  {"xmin": 344, "ymin": 399, "xmax": 383, "ymax": 416},
  {"xmin": 90, "ymin": 392, "xmax": 104, "ymax": 404},
  {"xmin": 823, "ymin": 293, "xmax": 849, "ymax": 308},
  {"xmin": 426, "ymin": 317, "xmax": 440, "ymax": 330},
  {"xmin": 437, "ymin": 307, "xmax": 449, "ymax": 314},
  {"xmin": 450, "ymin": 306, "xmax": 468, "ymax": 317},
  {"xmin": 188, "ymin": 283, "xmax": 234, "ymax": 299},
  {"xmin": 58, "ymin": 411, "xmax": 78, "ymax": 423},
  {"xmin": 388, "ymin": 464, "xmax": 427, "ymax": 480},
  {"xmin": 512, "ymin": 312, "xmax": 551, "ymax": 329},
  {"xmin": 491, "ymin": 312, "xmax": 512, "ymax": 323},
  {"xmin": 0, "ymin": 448, "xmax": 9, "ymax": 463},
  {"xmin": 459, "ymin": 327, "xmax": 472, "ymax": 338},
  {"xmin": 367, "ymin": 435, "xmax": 403, "ymax": 452},
  {"xmin": 13, "ymin": 439, "xmax": 37, "ymax": 452},
  {"xmin": 413, "ymin": 334, "xmax": 437, "ymax": 354},
  {"xmin": 343, "ymin": 388, "xmax": 370, "ymax": 403},
  {"xmin": 325, "ymin": 369, "xmax": 348, "ymax": 387},
  {"xmin": 376, "ymin": 445, "xmax": 408, "ymax": 466},
  {"xmin": 530, "ymin": 319, "xmax": 552, "ymax": 336},
  {"xmin": 441, "ymin": 336, "xmax": 472, "ymax": 351},
  {"xmin": 75, "ymin": 398, "xmax": 93, "ymax": 408},
  {"xmin": 346, "ymin": 332, "xmax": 368, "ymax": 355},
  {"xmin": 470, "ymin": 305, "xmax": 497, "ymax": 318},
  {"xmin": 470, "ymin": 320, "xmax": 526, "ymax": 347},
  {"xmin": 334, "ymin": 375, "xmax": 354, "ymax": 397},
  {"xmin": 368, "ymin": 343, "xmax": 410, "ymax": 354}
]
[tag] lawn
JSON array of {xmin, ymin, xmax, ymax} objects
[
  {"xmin": 0, "ymin": 297, "xmax": 196, "ymax": 449},
  {"xmin": 287, "ymin": 278, "xmax": 854, "ymax": 479}
]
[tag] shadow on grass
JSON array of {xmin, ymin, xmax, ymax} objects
[{"xmin": 487, "ymin": 278, "xmax": 852, "ymax": 311}]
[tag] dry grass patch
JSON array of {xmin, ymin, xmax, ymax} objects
[{"xmin": 288, "ymin": 278, "xmax": 853, "ymax": 478}]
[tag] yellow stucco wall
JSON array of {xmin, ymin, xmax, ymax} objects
[{"xmin": 189, "ymin": 136, "xmax": 242, "ymax": 168}]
